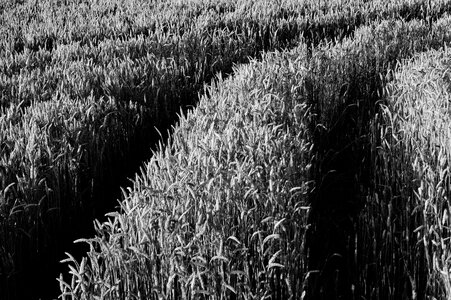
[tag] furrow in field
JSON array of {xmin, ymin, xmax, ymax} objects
[
  {"xmin": 302, "ymin": 15, "xmax": 451, "ymax": 299},
  {"xmin": 358, "ymin": 46, "xmax": 451, "ymax": 299}
]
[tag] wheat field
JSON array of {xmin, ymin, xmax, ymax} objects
[{"xmin": 2, "ymin": 0, "xmax": 451, "ymax": 299}]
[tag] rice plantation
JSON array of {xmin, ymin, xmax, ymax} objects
[{"xmin": 2, "ymin": 0, "xmax": 451, "ymax": 299}]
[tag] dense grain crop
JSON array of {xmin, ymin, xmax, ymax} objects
[
  {"xmin": 59, "ymin": 48, "xmax": 314, "ymax": 299},
  {"xmin": 1, "ymin": 1, "xmax": 312, "ymax": 297},
  {"xmin": 302, "ymin": 16, "xmax": 451, "ymax": 299},
  {"xmin": 1, "ymin": 0, "xmax": 450, "ymax": 58},
  {"xmin": 58, "ymin": 13, "xmax": 451, "ymax": 300},
  {"xmin": 3, "ymin": 0, "xmax": 451, "ymax": 299},
  {"xmin": 358, "ymin": 46, "xmax": 451, "ymax": 299}
]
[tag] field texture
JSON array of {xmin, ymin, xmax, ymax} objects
[{"xmin": 2, "ymin": 0, "xmax": 451, "ymax": 299}]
